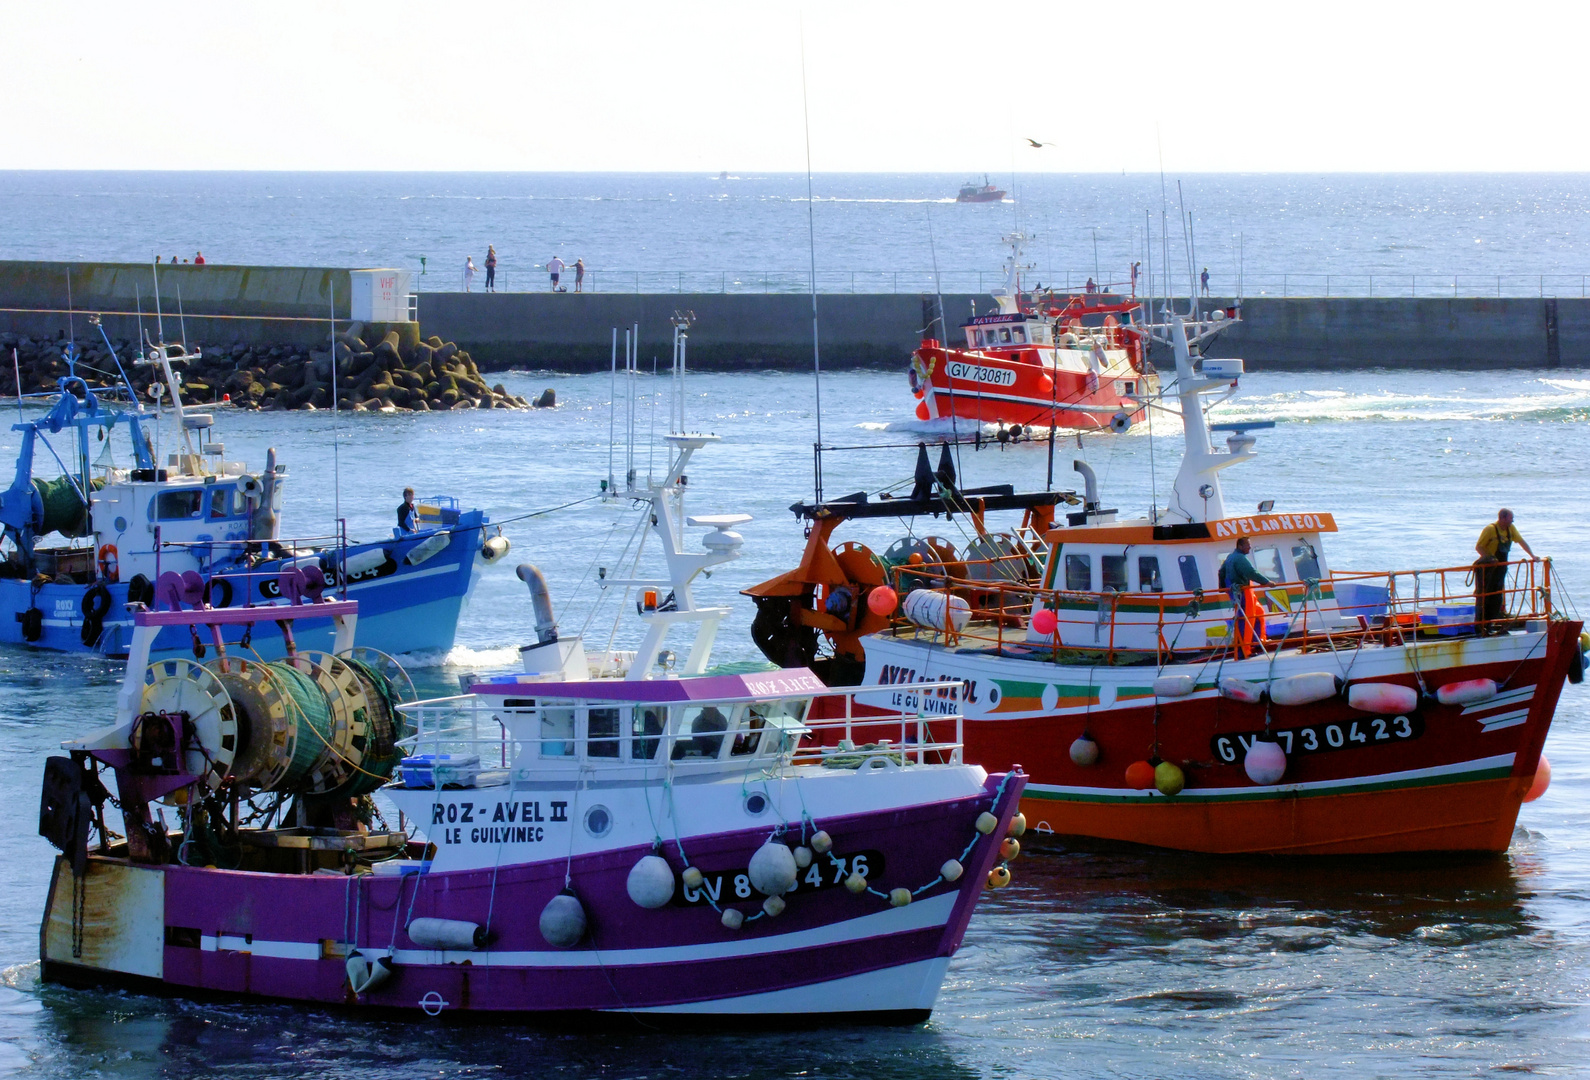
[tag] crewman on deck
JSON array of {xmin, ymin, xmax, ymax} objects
[
  {"xmin": 398, "ymin": 487, "xmax": 418, "ymax": 533},
  {"xmin": 1475, "ymin": 508, "xmax": 1534, "ymax": 633},
  {"xmin": 1223, "ymin": 537, "xmax": 1271, "ymax": 655}
]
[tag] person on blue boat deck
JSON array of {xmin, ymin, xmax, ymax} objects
[
  {"xmin": 1223, "ymin": 537, "xmax": 1271, "ymax": 653},
  {"xmin": 1475, "ymin": 508, "xmax": 1533, "ymax": 633},
  {"xmin": 398, "ymin": 487, "xmax": 418, "ymax": 533}
]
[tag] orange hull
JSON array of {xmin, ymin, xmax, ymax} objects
[{"xmin": 1020, "ymin": 774, "xmax": 1530, "ymax": 856}]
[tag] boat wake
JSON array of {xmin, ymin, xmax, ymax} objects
[
  {"xmin": 1215, "ymin": 378, "xmax": 1590, "ymax": 425},
  {"xmin": 394, "ymin": 644, "xmax": 523, "ymax": 670}
]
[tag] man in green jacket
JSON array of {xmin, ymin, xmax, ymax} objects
[{"xmin": 1223, "ymin": 538, "xmax": 1271, "ymax": 654}]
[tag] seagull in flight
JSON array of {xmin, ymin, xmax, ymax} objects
[{"xmin": 1026, "ymin": 138, "xmax": 1055, "ymax": 148}]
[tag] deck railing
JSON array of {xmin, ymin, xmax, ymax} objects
[{"xmin": 875, "ymin": 557, "xmax": 1555, "ymax": 667}]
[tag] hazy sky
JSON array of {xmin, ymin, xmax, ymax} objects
[{"xmin": 5, "ymin": 0, "xmax": 1586, "ymax": 173}]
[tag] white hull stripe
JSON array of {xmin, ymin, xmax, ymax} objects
[
  {"xmin": 199, "ymin": 893, "xmax": 956, "ymax": 969},
  {"xmin": 1025, "ymin": 753, "xmax": 1517, "ymax": 800},
  {"xmin": 622, "ymin": 956, "xmax": 951, "ymax": 1015},
  {"xmin": 1462, "ymin": 685, "xmax": 1536, "ymax": 715},
  {"xmin": 1479, "ymin": 709, "xmax": 1531, "ymax": 733}
]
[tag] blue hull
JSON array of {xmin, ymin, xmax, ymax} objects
[{"xmin": 0, "ymin": 522, "xmax": 484, "ymax": 660}]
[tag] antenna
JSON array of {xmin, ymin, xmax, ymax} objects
[
  {"xmin": 1177, "ymin": 180, "xmax": 1195, "ymax": 312},
  {"xmin": 798, "ymin": 14, "xmax": 824, "ymax": 503},
  {"xmin": 151, "ymin": 258, "xmax": 165, "ymax": 343},
  {"xmin": 176, "ymin": 282, "xmax": 189, "ymax": 353},
  {"xmin": 925, "ymin": 205, "xmax": 963, "ymax": 478},
  {"xmin": 607, "ymin": 328, "xmax": 617, "ymax": 495},
  {"xmin": 330, "ymin": 282, "xmax": 341, "ymax": 540}
]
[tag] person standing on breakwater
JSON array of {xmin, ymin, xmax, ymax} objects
[
  {"xmin": 575, "ymin": 258, "xmax": 585, "ymax": 292},
  {"xmin": 194, "ymin": 252, "xmax": 205, "ymax": 265},
  {"xmin": 1474, "ymin": 508, "xmax": 1534, "ymax": 634},
  {"xmin": 398, "ymin": 488, "xmax": 419, "ymax": 533},
  {"xmin": 547, "ymin": 255, "xmax": 566, "ymax": 292},
  {"xmin": 464, "ymin": 257, "xmax": 477, "ymax": 293},
  {"xmin": 485, "ymin": 246, "xmax": 497, "ymax": 292},
  {"xmin": 1200, "ymin": 267, "xmax": 1210, "ymax": 295}
]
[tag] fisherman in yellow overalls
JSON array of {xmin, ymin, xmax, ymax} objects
[{"xmin": 1475, "ymin": 508, "xmax": 1534, "ymax": 634}]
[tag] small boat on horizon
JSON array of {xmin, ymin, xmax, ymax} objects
[{"xmin": 956, "ymin": 175, "xmax": 1006, "ymax": 203}]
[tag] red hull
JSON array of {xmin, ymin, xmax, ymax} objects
[{"xmin": 912, "ymin": 345, "xmax": 1152, "ymax": 429}]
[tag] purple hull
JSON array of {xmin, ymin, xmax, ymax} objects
[{"xmin": 43, "ymin": 774, "xmax": 1024, "ymax": 1020}]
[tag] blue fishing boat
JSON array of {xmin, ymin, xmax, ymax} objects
[{"xmin": 0, "ymin": 327, "xmax": 505, "ymax": 659}]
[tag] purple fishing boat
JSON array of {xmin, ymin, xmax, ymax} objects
[{"xmin": 37, "ymin": 375, "xmax": 1027, "ymax": 1022}]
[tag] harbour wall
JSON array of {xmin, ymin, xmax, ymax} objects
[{"xmin": 1, "ymin": 261, "xmax": 1587, "ymax": 371}]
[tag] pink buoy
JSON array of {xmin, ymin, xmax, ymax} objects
[
  {"xmin": 1524, "ymin": 755, "xmax": 1551, "ymax": 803},
  {"xmin": 1346, "ymin": 682, "xmax": 1420, "ymax": 715},
  {"xmin": 867, "ymin": 586, "xmax": 898, "ymax": 617},
  {"xmin": 1434, "ymin": 678, "xmax": 1497, "ymax": 706},
  {"xmin": 1244, "ymin": 739, "xmax": 1287, "ymax": 785},
  {"xmin": 1031, "ymin": 608, "xmax": 1058, "ymax": 636}
]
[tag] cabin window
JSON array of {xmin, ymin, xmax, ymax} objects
[
  {"xmin": 1032, "ymin": 325, "xmax": 1048, "ymax": 344},
  {"xmin": 1178, "ymin": 555, "xmax": 1203, "ymax": 591},
  {"xmin": 672, "ymin": 705, "xmax": 730, "ymax": 760},
  {"xmin": 1251, "ymin": 546, "xmax": 1285, "ymax": 583},
  {"xmin": 632, "ymin": 707, "xmax": 665, "ymax": 760},
  {"xmin": 1011, "ymin": 326, "xmax": 1027, "ymax": 344},
  {"xmin": 1121, "ymin": 380, "xmax": 1136, "ymax": 397},
  {"xmin": 1138, "ymin": 556, "xmax": 1164, "ymax": 592},
  {"xmin": 155, "ymin": 490, "xmax": 204, "ymax": 520},
  {"xmin": 1291, "ymin": 542, "xmax": 1322, "ymax": 581},
  {"xmin": 586, "ymin": 707, "xmax": 621, "ymax": 759},
  {"xmin": 741, "ymin": 699, "xmax": 809, "ymax": 756},
  {"xmin": 999, "ymin": 328, "xmax": 1012, "ymax": 344},
  {"xmin": 208, "ymin": 485, "xmax": 245, "ymax": 520},
  {"xmin": 1101, "ymin": 554, "xmax": 1128, "ymax": 592},
  {"xmin": 539, "ymin": 707, "xmax": 575, "ymax": 758},
  {"xmin": 1065, "ymin": 553, "xmax": 1092, "ymax": 591}
]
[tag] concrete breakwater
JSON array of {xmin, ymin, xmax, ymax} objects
[{"xmin": 1, "ymin": 261, "xmax": 1587, "ymax": 373}]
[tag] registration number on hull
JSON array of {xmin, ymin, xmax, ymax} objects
[
  {"xmin": 1212, "ymin": 714, "xmax": 1425, "ymax": 763},
  {"xmin": 678, "ymin": 850, "xmax": 886, "ymax": 906}
]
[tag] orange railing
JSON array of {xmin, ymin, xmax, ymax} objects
[{"xmin": 875, "ymin": 556, "xmax": 1554, "ymax": 666}]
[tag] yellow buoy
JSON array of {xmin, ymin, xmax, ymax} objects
[
  {"xmin": 721, "ymin": 908, "xmax": 745, "ymax": 930},
  {"xmin": 1006, "ymin": 812, "xmax": 1027, "ymax": 838},
  {"xmin": 975, "ymin": 812, "xmax": 999, "ymax": 835},
  {"xmin": 987, "ymin": 865, "xmax": 1012, "ymax": 889},
  {"xmin": 941, "ymin": 859, "xmax": 964, "ymax": 882},
  {"xmin": 810, "ymin": 830, "xmax": 833, "ymax": 854},
  {"xmin": 1000, "ymin": 837, "xmax": 1021, "ymax": 861},
  {"xmin": 1154, "ymin": 761, "xmax": 1186, "ymax": 796},
  {"xmin": 681, "ymin": 866, "xmax": 704, "ymax": 889},
  {"xmin": 845, "ymin": 872, "xmax": 868, "ymax": 894},
  {"xmin": 889, "ymin": 888, "xmax": 912, "ymax": 907},
  {"xmin": 762, "ymin": 895, "xmax": 786, "ymax": 918}
]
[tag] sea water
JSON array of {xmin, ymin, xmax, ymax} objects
[
  {"xmin": 5, "ymin": 171, "xmax": 1590, "ymax": 296},
  {"xmin": 0, "ymin": 366, "xmax": 1584, "ymax": 1078}
]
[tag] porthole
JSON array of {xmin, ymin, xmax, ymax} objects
[
  {"xmin": 114, "ymin": 516, "xmax": 128, "ymax": 532},
  {"xmin": 584, "ymin": 805, "xmax": 612, "ymax": 837},
  {"xmin": 744, "ymin": 792, "xmax": 769, "ymax": 816}
]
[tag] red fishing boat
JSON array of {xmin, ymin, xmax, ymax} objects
[
  {"xmin": 752, "ymin": 321, "xmax": 1589, "ymax": 855},
  {"xmin": 909, "ymin": 235, "xmax": 1190, "ymax": 431}
]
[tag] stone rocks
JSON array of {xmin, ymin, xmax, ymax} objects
[{"xmin": 0, "ymin": 330, "xmax": 555, "ymax": 414}]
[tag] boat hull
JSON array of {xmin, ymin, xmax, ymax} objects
[
  {"xmin": 39, "ymin": 774, "xmax": 1024, "ymax": 1021},
  {"xmin": 857, "ymin": 621, "xmax": 1580, "ymax": 855},
  {"xmin": 914, "ymin": 345, "xmax": 1153, "ymax": 429},
  {"xmin": 0, "ymin": 522, "xmax": 485, "ymax": 659}
]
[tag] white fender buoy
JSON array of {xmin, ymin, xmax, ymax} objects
[
  {"xmin": 902, "ymin": 589, "xmax": 971, "ymax": 634},
  {"xmin": 889, "ymin": 888, "xmax": 913, "ymax": 907},
  {"xmin": 762, "ymin": 895, "xmax": 786, "ymax": 918},
  {"xmin": 342, "ymin": 547, "xmax": 389, "ymax": 578},
  {"xmin": 721, "ymin": 908, "xmax": 745, "ymax": 930},
  {"xmin": 539, "ymin": 892, "xmax": 587, "ymax": 948},
  {"xmin": 1435, "ymin": 678, "xmax": 1498, "ymax": 706},
  {"xmin": 345, "ymin": 950, "xmax": 393, "ymax": 994},
  {"xmin": 1269, "ymin": 672, "xmax": 1341, "ymax": 706},
  {"xmin": 1219, "ymin": 676, "xmax": 1265, "ymax": 704},
  {"xmin": 793, "ymin": 846, "xmax": 813, "ymax": 869},
  {"xmin": 810, "ymin": 830, "xmax": 833, "ymax": 854},
  {"xmin": 480, "ymin": 535, "xmax": 511, "ymax": 564},
  {"xmin": 941, "ymin": 859, "xmax": 964, "ymax": 882},
  {"xmin": 748, "ymin": 843, "xmax": 798, "ymax": 897},
  {"xmin": 626, "ymin": 854, "xmax": 677, "ymax": 909},
  {"xmin": 407, "ymin": 918, "xmax": 486, "ymax": 951},
  {"xmin": 1153, "ymin": 674, "xmax": 1196, "ymax": 697},
  {"xmin": 1244, "ymin": 739, "xmax": 1287, "ymax": 785},
  {"xmin": 1347, "ymin": 682, "xmax": 1420, "ymax": 715},
  {"xmin": 404, "ymin": 532, "xmax": 450, "ymax": 566},
  {"xmin": 1069, "ymin": 736, "xmax": 1100, "ymax": 766}
]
